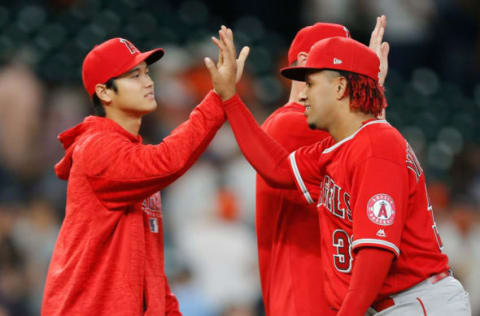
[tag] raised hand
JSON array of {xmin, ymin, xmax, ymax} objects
[
  {"xmin": 204, "ymin": 25, "xmax": 250, "ymax": 101},
  {"xmin": 369, "ymin": 15, "xmax": 390, "ymax": 87}
]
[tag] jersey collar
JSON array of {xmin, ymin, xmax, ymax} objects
[{"xmin": 322, "ymin": 120, "xmax": 389, "ymax": 154}]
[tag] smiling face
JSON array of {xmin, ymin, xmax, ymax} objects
[
  {"xmin": 300, "ymin": 69, "xmax": 344, "ymax": 130},
  {"xmin": 98, "ymin": 61, "xmax": 157, "ymax": 117}
]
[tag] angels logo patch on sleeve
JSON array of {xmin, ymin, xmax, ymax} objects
[{"xmin": 367, "ymin": 193, "xmax": 395, "ymax": 226}]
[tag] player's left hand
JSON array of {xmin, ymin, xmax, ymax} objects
[
  {"xmin": 204, "ymin": 26, "xmax": 250, "ymax": 101},
  {"xmin": 369, "ymin": 15, "xmax": 390, "ymax": 87}
]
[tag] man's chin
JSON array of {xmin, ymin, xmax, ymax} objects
[
  {"xmin": 134, "ymin": 103, "xmax": 157, "ymax": 117},
  {"xmin": 144, "ymin": 102, "xmax": 158, "ymax": 113}
]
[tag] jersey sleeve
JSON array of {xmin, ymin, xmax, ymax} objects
[
  {"xmin": 288, "ymin": 141, "xmax": 328, "ymax": 205},
  {"xmin": 350, "ymin": 157, "xmax": 408, "ymax": 257},
  {"xmin": 82, "ymin": 91, "xmax": 225, "ymax": 210},
  {"xmin": 223, "ymin": 95, "xmax": 295, "ymax": 189}
]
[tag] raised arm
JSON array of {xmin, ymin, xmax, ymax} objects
[
  {"xmin": 82, "ymin": 91, "xmax": 226, "ymax": 210},
  {"xmin": 81, "ymin": 27, "xmax": 252, "ymax": 210},
  {"xmin": 224, "ymin": 95, "xmax": 295, "ymax": 188},
  {"xmin": 205, "ymin": 26, "xmax": 295, "ymax": 189}
]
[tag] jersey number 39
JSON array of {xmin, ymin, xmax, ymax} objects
[{"xmin": 332, "ymin": 229, "xmax": 353, "ymax": 273}]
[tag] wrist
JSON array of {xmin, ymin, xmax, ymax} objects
[
  {"xmin": 213, "ymin": 87, "xmax": 236, "ymax": 101},
  {"xmin": 222, "ymin": 93, "xmax": 241, "ymax": 110}
]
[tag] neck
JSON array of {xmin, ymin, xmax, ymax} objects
[
  {"xmin": 105, "ymin": 110, "xmax": 142, "ymax": 136},
  {"xmin": 328, "ymin": 103, "xmax": 376, "ymax": 142}
]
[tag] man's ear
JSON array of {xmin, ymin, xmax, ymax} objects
[
  {"xmin": 95, "ymin": 84, "xmax": 113, "ymax": 105},
  {"xmin": 335, "ymin": 76, "xmax": 348, "ymax": 100},
  {"xmin": 297, "ymin": 52, "xmax": 309, "ymax": 66}
]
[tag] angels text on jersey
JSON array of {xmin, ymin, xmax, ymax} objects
[{"xmin": 317, "ymin": 175, "xmax": 352, "ymax": 223}]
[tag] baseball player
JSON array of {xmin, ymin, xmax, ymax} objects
[
  {"xmin": 255, "ymin": 18, "xmax": 389, "ymax": 315},
  {"xmin": 42, "ymin": 32, "xmax": 249, "ymax": 315},
  {"xmin": 212, "ymin": 28, "xmax": 471, "ymax": 315}
]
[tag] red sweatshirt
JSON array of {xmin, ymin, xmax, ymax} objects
[{"xmin": 42, "ymin": 91, "xmax": 225, "ymax": 316}]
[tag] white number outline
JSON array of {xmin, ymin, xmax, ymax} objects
[{"xmin": 332, "ymin": 229, "xmax": 353, "ymax": 273}]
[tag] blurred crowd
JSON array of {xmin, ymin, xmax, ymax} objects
[{"xmin": 0, "ymin": 0, "xmax": 479, "ymax": 315}]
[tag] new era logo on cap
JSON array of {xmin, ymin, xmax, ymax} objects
[{"xmin": 333, "ymin": 58, "xmax": 343, "ymax": 65}]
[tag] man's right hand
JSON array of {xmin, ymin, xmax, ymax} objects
[
  {"xmin": 204, "ymin": 25, "xmax": 249, "ymax": 101},
  {"xmin": 369, "ymin": 15, "xmax": 389, "ymax": 87}
]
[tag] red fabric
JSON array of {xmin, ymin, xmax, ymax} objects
[
  {"xmin": 287, "ymin": 23, "xmax": 350, "ymax": 65},
  {"xmin": 42, "ymin": 91, "xmax": 225, "ymax": 315},
  {"xmin": 256, "ymin": 102, "xmax": 335, "ymax": 315},
  {"xmin": 290, "ymin": 120, "xmax": 450, "ymax": 309},
  {"xmin": 281, "ymin": 37, "xmax": 380, "ymax": 82},
  {"xmin": 223, "ymin": 95, "xmax": 293, "ymax": 188},
  {"xmin": 337, "ymin": 248, "xmax": 394, "ymax": 316}
]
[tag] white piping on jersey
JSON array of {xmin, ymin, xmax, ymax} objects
[
  {"xmin": 322, "ymin": 120, "xmax": 389, "ymax": 154},
  {"xmin": 352, "ymin": 238, "xmax": 400, "ymax": 256},
  {"xmin": 289, "ymin": 152, "xmax": 314, "ymax": 204}
]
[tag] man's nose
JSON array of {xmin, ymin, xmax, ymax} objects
[{"xmin": 144, "ymin": 74, "xmax": 154, "ymax": 87}]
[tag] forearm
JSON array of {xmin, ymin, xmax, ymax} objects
[
  {"xmin": 157, "ymin": 90, "xmax": 226, "ymax": 176},
  {"xmin": 337, "ymin": 247, "xmax": 394, "ymax": 316},
  {"xmin": 223, "ymin": 95, "xmax": 295, "ymax": 188},
  {"xmin": 87, "ymin": 91, "xmax": 226, "ymax": 208}
]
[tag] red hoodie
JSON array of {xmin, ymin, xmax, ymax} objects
[{"xmin": 42, "ymin": 91, "xmax": 225, "ymax": 316}]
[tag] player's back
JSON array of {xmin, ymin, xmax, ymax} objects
[{"xmin": 256, "ymin": 102, "xmax": 334, "ymax": 315}]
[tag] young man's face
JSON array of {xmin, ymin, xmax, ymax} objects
[
  {"xmin": 301, "ymin": 70, "xmax": 340, "ymax": 130},
  {"xmin": 110, "ymin": 61, "xmax": 157, "ymax": 115}
]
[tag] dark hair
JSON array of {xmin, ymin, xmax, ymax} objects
[
  {"xmin": 92, "ymin": 78, "xmax": 118, "ymax": 117},
  {"xmin": 336, "ymin": 70, "xmax": 385, "ymax": 117}
]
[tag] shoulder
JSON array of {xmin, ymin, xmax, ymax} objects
[
  {"xmin": 360, "ymin": 122, "xmax": 406, "ymax": 164},
  {"xmin": 264, "ymin": 103, "xmax": 306, "ymax": 130},
  {"xmin": 264, "ymin": 103, "xmax": 330, "ymax": 149},
  {"xmin": 296, "ymin": 136, "xmax": 335, "ymax": 158},
  {"xmin": 75, "ymin": 130, "xmax": 131, "ymax": 162}
]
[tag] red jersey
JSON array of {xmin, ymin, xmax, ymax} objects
[
  {"xmin": 256, "ymin": 102, "xmax": 334, "ymax": 315},
  {"xmin": 289, "ymin": 119, "xmax": 449, "ymax": 310},
  {"xmin": 42, "ymin": 91, "xmax": 225, "ymax": 315}
]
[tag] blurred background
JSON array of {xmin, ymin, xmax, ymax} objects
[{"xmin": 0, "ymin": 0, "xmax": 479, "ymax": 315}]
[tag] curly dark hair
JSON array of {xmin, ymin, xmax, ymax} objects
[{"xmin": 337, "ymin": 70, "xmax": 386, "ymax": 117}]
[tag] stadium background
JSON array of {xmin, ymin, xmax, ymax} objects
[{"xmin": 0, "ymin": 0, "xmax": 479, "ymax": 315}]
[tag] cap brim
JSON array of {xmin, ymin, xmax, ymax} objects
[
  {"xmin": 143, "ymin": 48, "xmax": 165, "ymax": 65},
  {"xmin": 280, "ymin": 66, "xmax": 322, "ymax": 82}
]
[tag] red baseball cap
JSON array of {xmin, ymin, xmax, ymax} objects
[
  {"xmin": 82, "ymin": 38, "xmax": 164, "ymax": 96},
  {"xmin": 281, "ymin": 37, "xmax": 380, "ymax": 82},
  {"xmin": 288, "ymin": 22, "xmax": 350, "ymax": 65}
]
